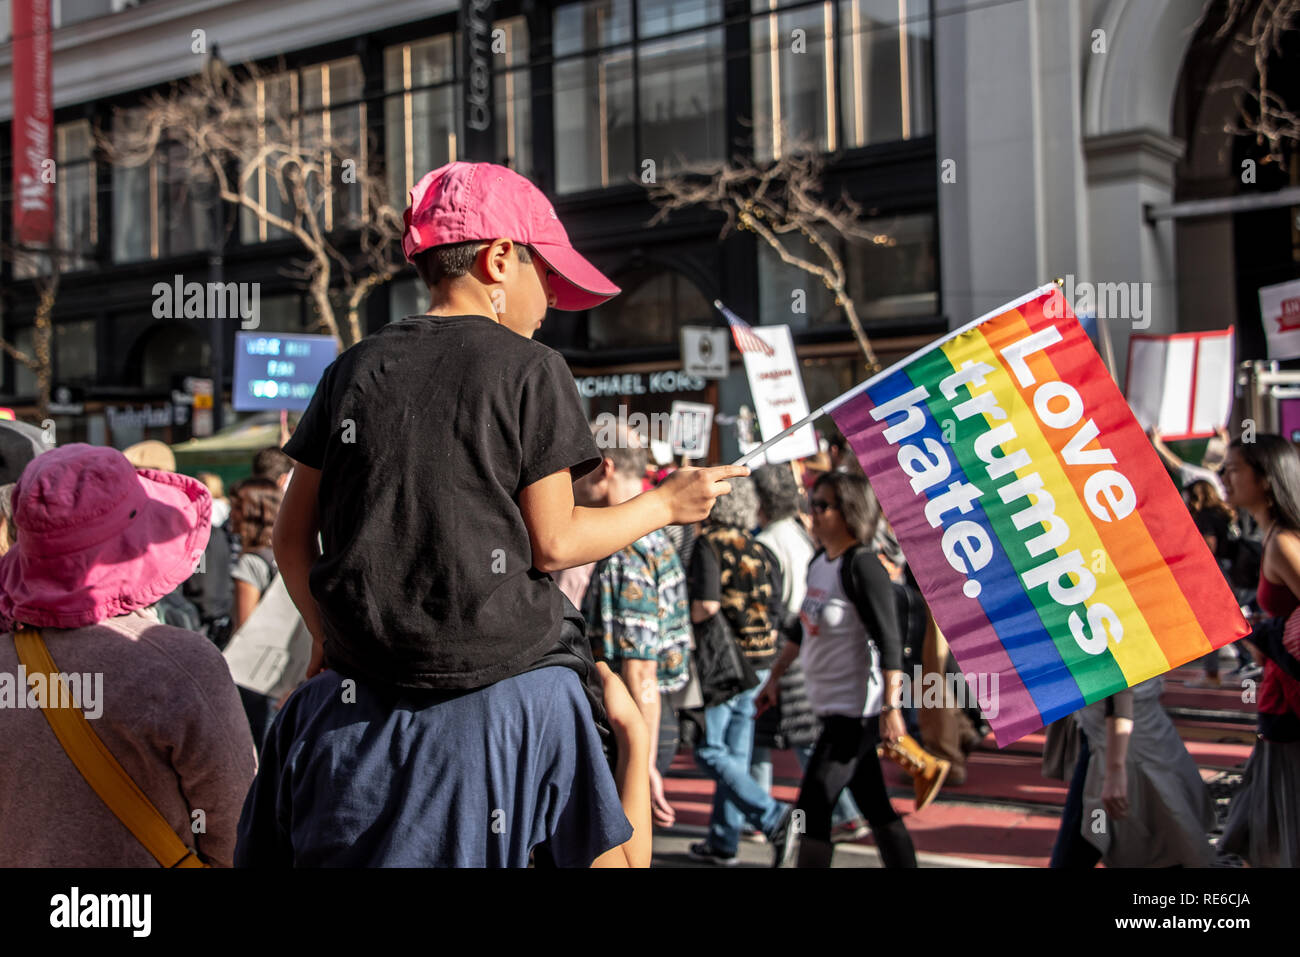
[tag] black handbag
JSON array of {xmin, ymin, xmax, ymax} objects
[{"xmin": 691, "ymin": 607, "xmax": 761, "ymax": 709}]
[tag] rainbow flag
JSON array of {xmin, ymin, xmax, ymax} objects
[{"xmin": 826, "ymin": 285, "xmax": 1249, "ymax": 746}]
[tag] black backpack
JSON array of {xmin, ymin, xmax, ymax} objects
[
  {"xmin": 155, "ymin": 587, "xmax": 204, "ymax": 632},
  {"xmin": 837, "ymin": 544, "xmax": 916, "ymax": 644}
]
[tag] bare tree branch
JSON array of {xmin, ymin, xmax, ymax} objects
[
  {"xmin": 0, "ymin": 243, "xmax": 82, "ymax": 421},
  {"xmin": 1209, "ymin": 0, "xmax": 1300, "ymax": 163},
  {"xmin": 98, "ymin": 55, "xmax": 406, "ymax": 348},
  {"xmin": 647, "ymin": 140, "xmax": 884, "ymax": 372}
]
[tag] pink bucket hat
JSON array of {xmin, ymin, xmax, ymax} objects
[
  {"xmin": 0, "ymin": 444, "xmax": 211, "ymax": 630},
  {"xmin": 402, "ymin": 161, "xmax": 620, "ymax": 311}
]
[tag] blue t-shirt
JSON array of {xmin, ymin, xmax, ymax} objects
[{"xmin": 235, "ymin": 667, "xmax": 632, "ymax": 867}]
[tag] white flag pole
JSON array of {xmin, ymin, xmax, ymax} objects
[
  {"xmin": 731, "ymin": 284, "xmax": 1061, "ymax": 467},
  {"xmin": 733, "ymin": 405, "xmax": 828, "ymax": 466}
]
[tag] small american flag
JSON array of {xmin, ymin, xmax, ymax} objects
[{"xmin": 714, "ymin": 300, "xmax": 775, "ymax": 357}]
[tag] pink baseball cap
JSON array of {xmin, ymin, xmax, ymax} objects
[
  {"xmin": 402, "ymin": 162, "xmax": 620, "ymax": 311},
  {"xmin": 0, "ymin": 444, "xmax": 211, "ymax": 630}
]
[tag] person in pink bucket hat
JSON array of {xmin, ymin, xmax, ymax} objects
[
  {"xmin": 0, "ymin": 444, "xmax": 255, "ymax": 867},
  {"xmin": 251, "ymin": 161, "xmax": 750, "ymax": 866}
]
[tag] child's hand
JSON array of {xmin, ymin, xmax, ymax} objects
[
  {"xmin": 649, "ymin": 768, "xmax": 676, "ymax": 828},
  {"xmin": 657, "ymin": 465, "xmax": 750, "ymax": 525}
]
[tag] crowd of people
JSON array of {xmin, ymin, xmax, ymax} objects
[
  {"xmin": 1, "ymin": 160, "xmax": 1297, "ymax": 869},
  {"xmin": 1037, "ymin": 428, "xmax": 1300, "ymax": 868}
]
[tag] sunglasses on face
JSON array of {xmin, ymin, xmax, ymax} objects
[{"xmin": 811, "ymin": 499, "xmax": 837, "ymax": 514}]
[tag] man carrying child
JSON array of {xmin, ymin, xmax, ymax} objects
[{"xmin": 237, "ymin": 162, "xmax": 747, "ymax": 867}]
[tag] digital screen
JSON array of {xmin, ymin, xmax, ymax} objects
[{"xmin": 233, "ymin": 333, "xmax": 339, "ymax": 412}]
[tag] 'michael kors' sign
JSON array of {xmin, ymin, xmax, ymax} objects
[{"xmin": 461, "ymin": 0, "xmax": 496, "ymax": 160}]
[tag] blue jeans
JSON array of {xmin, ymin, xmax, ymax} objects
[{"xmin": 693, "ymin": 669, "xmax": 786, "ymax": 855}]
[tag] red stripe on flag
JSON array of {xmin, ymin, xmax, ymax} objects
[
  {"xmin": 1013, "ymin": 292, "xmax": 1247, "ymax": 652},
  {"xmin": 727, "ymin": 316, "xmax": 775, "ymax": 357}
]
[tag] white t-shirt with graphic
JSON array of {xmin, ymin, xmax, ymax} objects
[{"xmin": 799, "ymin": 552, "xmax": 883, "ymax": 719}]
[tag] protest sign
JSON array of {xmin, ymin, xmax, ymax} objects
[
  {"xmin": 222, "ymin": 576, "xmax": 314, "ymax": 698},
  {"xmin": 1125, "ymin": 329, "xmax": 1234, "ymax": 440},
  {"xmin": 738, "ymin": 324, "xmax": 818, "ymax": 463},
  {"xmin": 1259, "ymin": 278, "xmax": 1300, "ymax": 360},
  {"xmin": 670, "ymin": 401, "xmax": 714, "ymax": 460}
]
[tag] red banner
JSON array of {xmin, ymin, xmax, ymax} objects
[{"xmin": 11, "ymin": 0, "xmax": 54, "ymax": 246}]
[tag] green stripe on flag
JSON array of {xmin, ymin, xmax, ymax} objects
[{"xmin": 905, "ymin": 348, "xmax": 1124, "ymax": 701}]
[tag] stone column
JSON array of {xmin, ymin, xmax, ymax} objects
[{"xmin": 1082, "ymin": 129, "xmax": 1185, "ymax": 382}]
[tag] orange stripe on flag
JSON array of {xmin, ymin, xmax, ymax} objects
[{"xmin": 978, "ymin": 306, "xmax": 1215, "ymax": 667}]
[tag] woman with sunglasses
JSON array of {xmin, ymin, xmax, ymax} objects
[
  {"xmin": 756, "ymin": 471, "xmax": 918, "ymax": 868},
  {"xmin": 1219, "ymin": 434, "xmax": 1300, "ymax": 867}
]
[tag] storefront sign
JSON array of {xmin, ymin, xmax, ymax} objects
[
  {"xmin": 574, "ymin": 371, "xmax": 706, "ymax": 399},
  {"xmin": 681, "ymin": 327, "xmax": 729, "ymax": 379},
  {"xmin": 11, "ymin": 0, "xmax": 54, "ymax": 245},
  {"xmin": 48, "ymin": 386, "xmax": 85, "ymax": 416},
  {"xmin": 460, "ymin": 0, "xmax": 496, "ymax": 160},
  {"xmin": 107, "ymin": 404, "xmax": 180, "ymax": 429}
]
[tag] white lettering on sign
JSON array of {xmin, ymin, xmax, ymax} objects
[
  {"xmin": 574, "ymin": 372, "xmax": 705, "ymax": 398},
  {"xmin": 866, "ymin": 325, "xmax": 1136, "ymax": 656}
]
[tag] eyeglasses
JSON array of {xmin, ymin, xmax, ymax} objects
[{"xmin": 810, "ymin": 499, "xmax": 837, "ymax": 514}]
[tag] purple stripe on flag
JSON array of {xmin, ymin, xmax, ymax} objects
[{"xmin": 830, "ymin": 387, "xmax": 1045, "ymax": 748}]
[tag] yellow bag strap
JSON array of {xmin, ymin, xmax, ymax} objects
[{"xmin": 13, "ymin": 627, "xmax": 207, "ymax": 868}]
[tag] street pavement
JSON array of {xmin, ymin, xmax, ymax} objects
[{"xmin": 652, "ymin": 655, "xmax": 1258, "ymax": 868}]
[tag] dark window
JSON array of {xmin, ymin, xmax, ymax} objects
[
  {"xmin": 554, "ymin": 0, "xmax": 726, "ymax": 194},
  {"xmin": 111, "ymin": 109, "xmax": 213, "ymax": 262},
  {"xmin": 587, "ymin": 267, "xmax": 713, "ymax": 348},
  {"xmin": 756, "ymin": 210, "xmax": 938, "ymax": 325},
  {"xmin": 384, "ymin": 15, "xmax": 532, "ymax": 203}
]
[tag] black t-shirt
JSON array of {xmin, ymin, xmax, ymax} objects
[
  {"xmin": 1192, "ymin": 508, "xmax": 1232, "ymax": 561},
  {"xmin": 284, "ymin": 315, "xmax": 601, "ymax": 690},
  {"xmin": 687, "ymin": 525, "xmax": 778, "ymax": 667}
]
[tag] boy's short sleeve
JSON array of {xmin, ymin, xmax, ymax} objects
[
  {"xmin": 517, "ymin": 351, "xmax": 601, "ymax": 490},
  {"xmin": 283, "ymin": 361, "xmax": 335, "ymax": 470}
]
